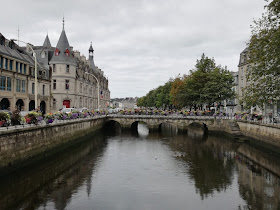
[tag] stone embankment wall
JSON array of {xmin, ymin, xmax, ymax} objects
[
  {"xmin": 0, "ymin": 117, "xmax": 106, "ymax": 171},
  {"xmin": 237, "ymin": 121, "xmax": 280, "ymax": 147}
]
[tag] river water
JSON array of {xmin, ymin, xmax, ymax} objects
[{"xmin": 1, "ymin": 124, "xmax": 280, "ymax": 210}]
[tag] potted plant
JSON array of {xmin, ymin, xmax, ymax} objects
[{"xmin": 45, "ymin": 113, "xmax": 55, "ymax": 124}]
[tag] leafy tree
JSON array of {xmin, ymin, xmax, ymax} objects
[
  {"xmin": 174, "ymin": 54, "xmax": 234, "ymax": 110},
  {"xmin": 139, "ymin": 54, "xmax": 234, "ymax": 109},
  {"xmin": 242, "ymin": 0, "xmax": 280, "ymax": 107}
]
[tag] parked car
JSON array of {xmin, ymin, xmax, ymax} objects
[
  {"xmin": 19, "ymin": 111, "xmax": 31, "ymax": 117},
  {"xmin": 108, "ymin": 108, "xmax": 118, "ymax": 114},
  {"xmin": 77, "ymin": 107, "xmax": 89, "ymax": 113},
  {"xmin": 61, "ymin": 108, "xmax": 77, "ymax": 114}
]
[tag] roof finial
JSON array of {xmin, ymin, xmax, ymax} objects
[{"xmin": 63, "ymin": 16, "xmax": 65, "ymax": 30}]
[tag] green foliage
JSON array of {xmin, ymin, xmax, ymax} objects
[
  {"xmin": 137, "ymin": 80, "xmax": 173, "ymax": 108},
  {"xmin": 242, "ymin": 0, "xmax": 280, "ymax": 107},
  {"xmin": 138, "ymin": 54, "xmax": 234, "ymax": 109},
  {"xmin": 171, "ymin": 54, "xmax": 234, "ymax": 110}
]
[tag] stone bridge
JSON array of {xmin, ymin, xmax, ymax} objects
[{"xmin": 105, "ymin": 115, "xmax": 233, "ymax": 134}]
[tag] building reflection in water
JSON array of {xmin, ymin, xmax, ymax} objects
[
  {"xmin": 236, "ymin": 146, "xmax": 280, "ymax": 210},
  {"xmin": 1, "ymin": 125, "xmax": 280, "ymax": 210},
  {"xmin": 0, "ymin": 132, "xmax": 107, "ymax": 210}
]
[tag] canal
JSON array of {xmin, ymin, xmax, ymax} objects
[{"xmin": 1, "ymin": 123, "xmax": 280, "ymax": 210}]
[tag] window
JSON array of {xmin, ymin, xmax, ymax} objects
[
  {"xmin": 16, "ymin": 62, "xmax": 18, "ymax": 72},
  {"xmin": 53, "ymin": 64, "xmax": 56, "ymax": 72},
  {"xmin": 32, "ymin": 82, "xmax": 34, "ymax": 94},
  {"xmin": 41, "ymin": 51, "xmax": 45, "ymax": 58},
  {"xmin": 42, "ymin": 85, "xmax": 45, "ymax": 95},
  {"xmin": 65, "ymin": 80, "xmax": 69, "ymax": 90},
  {"xmin": 20, "ymin": 63, "xmax": 22, "ymax": 73},
  {"xmin": 9, "ymin": 60, "xmax": 13, "ymax": 71},
  {"xmin": 0, "ymin": 39, "xmax": 3, "ymax": 45},
  {"xmin": 7, "ymin": 77, "xmax": 11, "ymax": 91},
  {"xmin": 65, "ymin": 49, "xmax": 70, "ymax": 56},
  {"xmin": 80, "ymin": 83, "xmax": 82, "ymax": 93},
  {"xmin": 55, "ymin": 48, "xmax": 59, "ymax": 56},
  {"xmin": 23, "ymin": 64, "xmax": 26, "ymax": 74},
  {"xmin": 22, "ymin": 80, "xmax": 25, "ymax": 93},
  {"xmin": 0, "ymin": 76, "xmax": 6, "ymax": 90},
  {"xmin": 16, "ymin": 79, "xmax": 20, "ymax": 92},
  {"xmin": 53, "ymin": 79, "xmax": 56, "ymax": 90},
  {"xmin": 4, "ymin": 58, "xmax": 7, "ymax": 69},
  {"xmin": 0, "ymin": 57, "xmax": 3, "ymax": 68},
  {"xmin": 66, "ymin": 65, "xmax": 69, "ymax": 73},
  {"xmin": 53, "ymin": 99, "xmax": 56, "ymax": 109}
]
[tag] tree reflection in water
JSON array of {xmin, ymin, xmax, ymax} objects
[{"xmin": 170, "ymin": 131, "xmax": 236, "ymax": 199}]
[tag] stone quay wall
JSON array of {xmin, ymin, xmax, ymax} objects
[
  {"xmin": 0, "ymin": 116, "xmax": 106, "ymax": 170},
  {"xmin": 1, "ymin": 115, "xmax": 280, "ymax": 172},
  {"xmin": 237, "ymin": 121, "xmax": 280, "ymax": 147}
]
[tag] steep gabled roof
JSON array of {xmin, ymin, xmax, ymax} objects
[
  {"xmin": 43, "ymin": 34, "xmax": 52, "ymax": 48},
  {"xmin": 49, "ymin": 28, "xmax": 76, "ymax": 66}
]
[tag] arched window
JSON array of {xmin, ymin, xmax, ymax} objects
[{"xmin": 41, "ymin": 51, "xmax": 45, "ymax": 58}]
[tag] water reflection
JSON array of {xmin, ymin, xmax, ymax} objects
[
  {"xmin": 0, "ymin": 132, "xmax": 107, "ymax": 210},
  {"xmin": 159, "ymin": 122, "xmax": 178, "ymax": 136},
  {"xmin": 169, "ymin": 135, "xmax": 236, "ymax": 199},
  {"xmin": 137, "ymin": 122, "xmax": 149, "ymax": 137},
  {"xmin": 1, "ymin": 128, "xmax": 280, "ymax": 209}
]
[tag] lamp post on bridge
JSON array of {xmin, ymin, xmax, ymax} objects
[{"xmin": 11, "ymin": 39, "xmax": 38, "ymax": 109}]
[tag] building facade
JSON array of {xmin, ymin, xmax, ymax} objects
[
  {"xmin": 0, "ymin": 33, "xmax": 51, "ymax": 114},
  {"xmin": 0, "ymin": 20, "xmax": 110, "ymax": 113},
  {"xmin": 237, "ymin": 47, "xmax": 280, "ymax": 116},
  {"xmin": 46, "ymin": 22, "xmax": 110, "ymax": 112}
]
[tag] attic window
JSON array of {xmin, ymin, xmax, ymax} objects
[
  {"xmin": 65, "ymin": 49, "xmax": 70, "ymax": 57},
  {"xmin": 55, "ymin": 48, "xmax": 60, "ymax": 56}
]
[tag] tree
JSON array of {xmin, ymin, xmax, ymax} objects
[
  {"xmin": 242, "ymin": 0, "xmax": 280, "ymax": 107},
  {"xmin": 182, "ymin": 54, "xmax": 234, "ymax": 110}
]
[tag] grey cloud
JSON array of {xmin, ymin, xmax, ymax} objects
[{"xmin": 1, "ymin": 0, "xmax": 266, "ymax": 97}]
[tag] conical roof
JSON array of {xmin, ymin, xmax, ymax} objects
[
  {"xmin": 50, "ymin": 28, "xmax": 76, "ymax": 66},
  {"xmin": 43, "ymin": 35, "xmax": 52, "ymax": 48}
]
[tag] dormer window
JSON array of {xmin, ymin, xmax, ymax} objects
[
  {"xmin": 41, "ymin": 51, "xmax": 45, "ymax": 58},
  {"xmin": 65, "ymin": 49, "xmax": 70, "ymax": 57},
  {"xmin": 55, "ymin": 48, "xmax": 60, "ymax": 56}
]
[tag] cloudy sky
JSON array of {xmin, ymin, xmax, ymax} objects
[{"xmin": 1, "ymin": 0, "xmax": 266, "ymax": 98}]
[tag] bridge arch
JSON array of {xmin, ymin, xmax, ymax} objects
[
  {"xmin": 102, "ymin": 120, "xmax": 121, "ymax": 134},
  {"xmin": 188, "ymin": 122, "xmax": 208, "ymax": 133},
  {"xmin": 159, "ymin": 122, "xmax": 178, "ymax": 134},
  {"xmin": 131, "ymin": 121, "xmax": 150, "ymax": 133}
]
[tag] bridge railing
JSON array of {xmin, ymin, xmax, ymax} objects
[{"xmin": 1, "ymin": 113, "xmax": 279, "ymax": 133}]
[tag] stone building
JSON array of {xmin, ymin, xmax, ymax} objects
[
  {"xmin": 237, "ymin": 47, "xmax": 280, "ymax": 116},
  {"xmin": 110, "ymin": 97, "xmax": 138, "ymax": 109},
  {"xmin": 0, "ymin": 19, "xmax": 110, "ymax": 114},
  {"xmin": 0, "ymin": 33, "xmax": 51, "ymax": 113},
  {"xmin": 46, "ymin": 21, "xmax": 110, "ymax": 111}
]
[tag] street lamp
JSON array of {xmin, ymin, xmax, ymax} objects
[
  {"xmin": 11, "ymin": 39, "xmax": 38, "ymax": 108},
  {"xmin": 85, "ymin": 72, "xmax": 100, "ymax": 110}
]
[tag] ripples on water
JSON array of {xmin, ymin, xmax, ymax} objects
[{"xmin": 1, "ymin": 123, "xmax": 280, "ymax": 210}]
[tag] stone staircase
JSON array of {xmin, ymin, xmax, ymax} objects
[{"xmin": 228, "ymin": 121, "xmax": 246, "ymax": 141}]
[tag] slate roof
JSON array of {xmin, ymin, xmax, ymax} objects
[
  {"xmin": 43, "ymin": 35, "xmax": 52, "ymax": 48},
  {"xmin": 49, "ymin": 29, "xmax": 76, "ymax": 66},
  {"xmin": 0, "ymin": 44, "xmax": 27, "ymax": 62}
]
